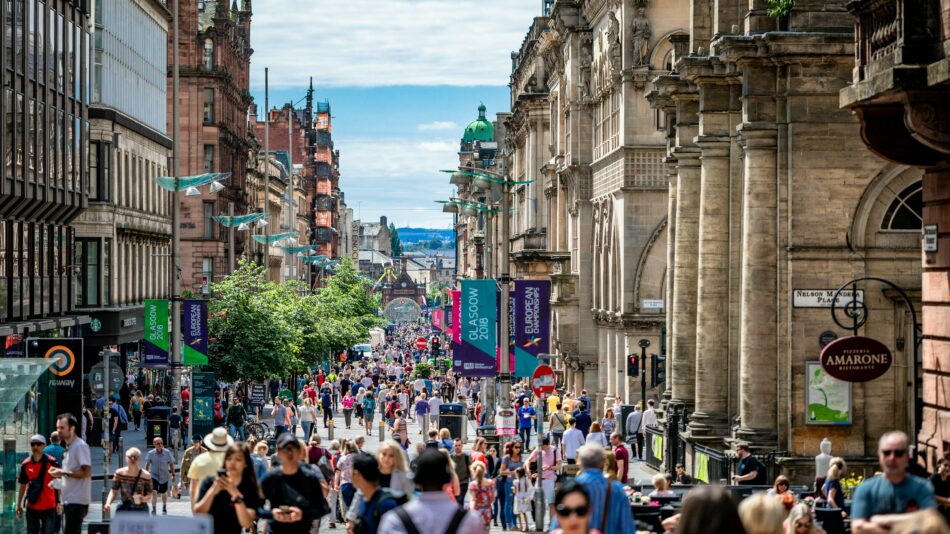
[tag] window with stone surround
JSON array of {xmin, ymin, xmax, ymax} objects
[
  {"xmin": 881, "ymin": 181, "xmax": 922, "ymax": 231},
  {"xmin": 203, "ymin": 87, "xmax": 214, "ymax": 124},
  {"xmin": 204, "ymin": 39, "xmax": 214, "ymax": 70}
]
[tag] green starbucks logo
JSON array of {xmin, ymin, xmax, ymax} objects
[{"xmin": 90, "ymin": 318, "xmax": 102, "ymax": 333}]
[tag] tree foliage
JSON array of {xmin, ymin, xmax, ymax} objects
[
  {"xmin": 207, "ymin": 259, "xmax": 385, "ymax": 382},
  {"xmin": 389, "ymin": 223, "xmax": 403, "ymax": 257}
]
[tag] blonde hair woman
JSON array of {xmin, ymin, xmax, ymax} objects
[
  {"xmin": 344, "ymin": 439, "xmax": 414, "ymax": 523},
  {"xmin": 784, "ymin": 503, "xmax": 826, "ymax": 534},
  {"xmin": 739, "ymin": 493, "xmax": 786, "ymax": 534},
  {"xmin": 299, "ymin": 397, "xmax": 317, "ymax": 441},
  {"xmin": 822, "ymin": 457, "xmax": 847, "ymax": 510}
]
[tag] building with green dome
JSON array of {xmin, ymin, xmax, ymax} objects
[{"xmin": 462, "ymin": 103, "xmax": 495, "ymax": 144}]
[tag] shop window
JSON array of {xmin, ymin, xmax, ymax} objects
[
  {"xmin": 203, "ymin": 144, "xmax": 214, "ymax": 173},
  {"xmin": 203, "ymin": 201, "xmax": 215, "ymax": 239},
  {"xmin": 881, "ymin": 182, "xmax": 923, "ymax": 231},
  {"xmin": 74, "ymin": 237, "xmax": 99, "ymax": 307}
]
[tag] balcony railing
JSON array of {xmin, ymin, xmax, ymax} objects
[{"xmin": 849, "ymin": 0, "xmax": 942, "ymax": 84}]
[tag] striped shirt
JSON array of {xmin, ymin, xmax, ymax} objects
[{"xmin": 550, "ymin": 468, "xmax": 635, "ymax": 533}]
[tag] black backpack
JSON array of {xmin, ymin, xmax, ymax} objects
[{"xmin": 394, "ymin": 506, "xmax": 468, "ymax": 534}]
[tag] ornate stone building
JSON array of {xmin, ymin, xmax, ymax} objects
[
  {"xmin": 648, "ymin": 0, "xmax": 924, "ymax": 480},
  {"xmin": 840, "ymin": 0, "xmax": 950, "ymax": 466},
  {"xmin": 171, "ymin": 0, "xmax": 252, "ymax": 292}
]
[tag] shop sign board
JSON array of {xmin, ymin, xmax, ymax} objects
[
  {"xmin": 495, "ymin": 407, "xmax": 516, "ymax": 436},
  {"xmin": 793, "ymin": 289, "xmax": 864, "ymax": 308},
  {"xmin": 248, "ymin": 383, "xmax": 267, "ymax": 407},
  {"xmin": 820, "ymin": 336, "xmax": 892, "ymax": 382}
]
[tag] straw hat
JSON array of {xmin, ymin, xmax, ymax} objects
[{"xmin": 203, "ymin": 427, "xmax": 234, "ymax": 452}]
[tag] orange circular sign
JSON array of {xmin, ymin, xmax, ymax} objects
[{"xmin": 45, "ymin": 345, "xmax": 76, "ymax": 377}]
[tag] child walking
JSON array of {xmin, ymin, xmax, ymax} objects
[{"xmin": 513, "ymin": 467, "xmax": 533, "ymax": 532}]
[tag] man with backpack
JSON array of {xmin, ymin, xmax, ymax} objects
[
  {"xmin": 378, "ymin": 448, "xmax": 482, "ymax": 534},
  {"xmin": 16, "ymin": 434, "xmax": 60, "ymax": 534},
  {"xmin": 349, "ymin": 453, "xmax": 397, "ymax": 534},
  {"xmin": 227, "ymin": 402, "xmax": 247, "ymax": 441}
]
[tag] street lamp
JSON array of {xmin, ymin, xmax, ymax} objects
[{"xmin": 212, "ymin": 212, "xmax": 270, "ymax": 271}]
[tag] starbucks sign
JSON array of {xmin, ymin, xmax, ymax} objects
[
  {"xmin": 820, "ymin": 336, "xmax": 892, "ymax": 382},
  {"xmin": 89, "ymin": 318, "xmax": 102, "ymax": 332}
]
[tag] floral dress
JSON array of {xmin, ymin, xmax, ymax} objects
[{"xmin": 468, "ymin": 479, "xmax": 496, "ymax": 529}]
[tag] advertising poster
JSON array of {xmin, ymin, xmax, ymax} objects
[
  {"xmin": 248, "ymin": 383, "xmax": 267, "ymax": 408},
  {"xmin": 454, "ymin": 280, "xmax": 497, "ymax": 376},
  {"xmin": 183, "ymin": 299, "xmax": 209, "ymax": 366},
  {"xmin": 142, "ymin": 299, "xmax": 169, "ymax": 367},
  {"xmin": 192, "ymin": 372, "xmax": 216, "ymax": 438},
  {"xmin": 495, "ymin": 407, "xmax": 517, "ymax": 436},
  {"xmin": 806, "ymin": 361, "xmax": 852, "ymax": 425},
  {"xmin": 514, "ymin": 280, "xmax": 550, "ymax": 377},
  {"xmin": 31, "ymin": 338, "xmax": 83, "ymax": 432}
]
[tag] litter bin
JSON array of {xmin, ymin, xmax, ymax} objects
[
  {"xmin": 439, "ymin": 403, "xmax": 465, "ymax": 443},
  {"xmin": 618, "ymin": 404, "xmax": 637, "ymax": 437},
  {"xmin": 145, "ymin": 418, "xmax": 168, "ymax": 447}
]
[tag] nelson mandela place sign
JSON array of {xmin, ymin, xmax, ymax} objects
[{"xmin": 820, "ymin": 336, "xmax": 893, "ymax": 382}]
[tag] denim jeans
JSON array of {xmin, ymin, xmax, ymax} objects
[
  {"xmin": 229, "ymin": 424, "xmax": 245, "ymax": 441},
  {"xmin": 340, "ymin": 482, "xmax": 356, "ymax": 508},
  {"xmin": 519, "ymin": 426, "xmax": 531, "ymax": 449},
  {"xmin": 302, "ymin": 421, "xmax": 313, "ymax": 441},
  {"xmin": 502, "ymin": 477, "xmax": 515, "ymax": 527}
]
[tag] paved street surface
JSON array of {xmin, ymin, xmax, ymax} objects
[{"xmin": 84, "ymin": 404, "xmax": 655, "ymax": 532}]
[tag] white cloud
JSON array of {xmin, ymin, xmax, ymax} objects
[
  {"xmin": 418, "ymin": 121, "xmax": 459, "ymax": 131},
  {"xmin": 337, "ymin": 135, "xmax": 459, "ymax": 227},
  {"xmin": 250, "ymin": 0, "xmax": 541, "ymax": 88}
]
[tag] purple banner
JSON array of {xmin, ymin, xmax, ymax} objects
[
  {"xmin": 183, "ymin": 299, "xmax": 209, "ymax": 365},
  {"xmin": 514, "ymin": 280, "xmax": 550, "ymax": 377},
  {"xmin": 452, "ymin": 280, "xmax": 497, "ymax": 377}
]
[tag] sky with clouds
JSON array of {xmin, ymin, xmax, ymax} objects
[{"xmin": 249, "ymin": 0, "xmax": 543, "ymax": 228}]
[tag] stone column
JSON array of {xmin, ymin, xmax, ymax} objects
[
  {"xmin": 614, "ymin": 328, "xmax": 626, "ymax": 407},
  {"xmin": 605, "ymin": 326, "xmax": 616, "ymax": 398},
  {"xmin": 689, "ymin": 80, "xmax": 733, "ymax": 436},
  {"xmin": 664, "ymin": 164, "xmax": 677, "ymax": 404},
  {"xmin": 599, "ymin": 326, "xmax": 610, "ymax": 397},
  {"xmin": 735, "ymin": 125, "xmax": 779, "ymax": 442},
  {"xmin": 669, "ymin": 94, "xmax": 701, "ymax": 410}
]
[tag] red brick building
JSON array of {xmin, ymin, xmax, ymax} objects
[{"xmin": 169, "ymin": 0, "xmax": 253, "ymax": 292}]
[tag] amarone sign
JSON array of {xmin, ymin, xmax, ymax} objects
[{"xmin": 820, "ymin": 336, "xmax": 893, "ymax": 382}]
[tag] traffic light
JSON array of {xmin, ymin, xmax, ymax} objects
[
  {"xmin": 651, "ymin": 353, "xmax": 667, "ymax": 387},
  {"xmin": 627, "ymin": 354, "xmax": 639, "ymax": 377}
]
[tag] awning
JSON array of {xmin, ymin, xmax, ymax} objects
[{"xmin": 0, "ymin": 358, "xmax": 53, "ymax": 423}]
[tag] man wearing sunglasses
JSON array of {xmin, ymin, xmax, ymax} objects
[
  {"xmin": 16, "ymin": 435, "xmax": 61, "ymax": 534},
  {"xmin": 851, "ymin": 431, "xmax": 936, "ymax": 533}
]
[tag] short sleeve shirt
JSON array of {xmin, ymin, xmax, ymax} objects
[
  {"xmin": 145, "ymin": 448, "xmax": 175, "ymax": 484},
  {"xmin": 517, "ymin": 407, "xmax": 536, "ymax": 429},
  {"xmin": 851, "ymin": 474, "xmax": 936, "ymax": 519},
  {"xmin": 614, "ymin": 445, "xmax": 630, "ymax": 484},
  {"xmin": 18, "ymin": 455, "xmax": 59, "ymax": 510},
  {"xmin": 188, "ymin": 451, "xmax": 225, "ymax": 483},
  {"xmin": 62, "ymin": 438, "xmax": 92, "ymax": 505},
  {"xmin": 737, "ymin": 455, "xmax": 767, "ymax": 485}
]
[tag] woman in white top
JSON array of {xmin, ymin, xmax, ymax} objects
[
  {"xmin": 648, "ymin": 473, "xmax": 678, "ymax": 498},
  {"xmin": 585, "ymin": 421, "xmax": 609, "ymax": 447},
  {"xmin": 298, "ymin": 397, "xmax": 317, "ymax": 441}
]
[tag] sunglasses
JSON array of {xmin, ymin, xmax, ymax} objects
[
  {"xmin": 30, "ymin": 443, "xmax": 44, "ymax": 447},
  {"xmin": 881, "ymin": 449, "xmax": 907, "ymax": 458},
  {"xmin": 127, "ymin": 455, "xmax": 139, "ymax": 460},
  {"xmin": 556, "ymin": 504, "xmax": 589, "ymax": 517}
]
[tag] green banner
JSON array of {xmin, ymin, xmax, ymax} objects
[
  {"xmin": 143, "ymin": 299, "xmax": 169, "ymax": 367},
  {"xmin": 192, "ymin": 372, "xmax": 216, "ymax": 438}
]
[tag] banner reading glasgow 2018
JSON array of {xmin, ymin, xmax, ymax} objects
[
  {"xmin": 183, "ymin": 299, "xmax": 209, "ymax": 365},
  {"xmin": 143, "ymin": 299, "xmax": 169, "ymax": 367},
  {"xmin": 514, "ymin": 280, "xmax": 550, "ymax": 377},
  {"xmin": 454, "ymin": 280, "xmax": 497, "ymax": 376}
]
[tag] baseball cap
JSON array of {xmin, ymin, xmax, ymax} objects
[
  {"xmin": 276, "ymin": 432, "xmax": 302, "ymax": 450},
  {"xmin": 30, "ymin": 434, "xmax": 46, "ymax": 445}
]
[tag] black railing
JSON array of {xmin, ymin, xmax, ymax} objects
[
  {"xmin": 693, "ymin": 443, "xmax": 729, "ymax": 484},
  {"xmin": 644, "ymin": 425, "xmax": 664, "ymax": 471}
]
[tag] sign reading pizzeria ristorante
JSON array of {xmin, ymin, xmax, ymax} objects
[{"xmin": 820, "ymin": 336, "xmax": 893, "ymax": 382}]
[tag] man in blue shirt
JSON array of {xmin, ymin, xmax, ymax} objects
[
  {"xmin": 572, "ymin": 402, "xmax": 592, "ymax": 437},
  {"xmin": 517, "ymin": 398, "xmax": 536, "ymax": 450},
  {"xmin": 577, "ymin": 390, "xmax": 592, "ymax": 414},
  {"xmin": 352, "ymin": 453, "xmax": 397, "ymax": 534},
  {"xmin": 852, "ymin": 430, "xmax": 936, "ymax": 533},
  {"xmin": 551, "ymin": 444, "xmax": 635, "ymax": 533}
]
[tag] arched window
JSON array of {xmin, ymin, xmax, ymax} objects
[
  {"xmin": 203, "ymin": 39, "xmax": 214, "ymax": 70},
  {"xmin": 881, "ymin": 181, "xmax": 922, "ymax": 230}
]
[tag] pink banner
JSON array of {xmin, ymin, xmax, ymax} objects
[
  {"xmin": 431, "ymin": 309, "xmax": 443, "ymax": 330},
  {"xmin": 450, "ymin": 290, "xmax": 461, "ymax": 344}
]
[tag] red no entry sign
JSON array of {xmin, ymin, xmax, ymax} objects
[
  {"xmin": 532, "ymin": 365, "xmax": 555, "ymax": 397},
  {"xmin": 415, "ymin": 337, "xmax": 428, "ymax": 350}
]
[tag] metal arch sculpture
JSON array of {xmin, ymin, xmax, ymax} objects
[{"xmin": 384, "ymin": 297, "xmax": 422, "ymax": 323}]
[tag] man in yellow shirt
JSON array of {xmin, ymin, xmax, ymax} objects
[
  {"xmin": 187, "ymin": 427, "xmax": 232, "ymax": 507},
  {"xmin": 546, "ymin": 390, "xmax": 560, "ymax": 415}
]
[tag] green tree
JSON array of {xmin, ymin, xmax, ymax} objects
[
  {"xmin": 428, "ymin": 238, "xmax": 443, "ymax": 249},
  {"xmin": 389, "ymin": 223, "xmax": 403, "ymax": 257},
  {"xmin": 207, "ymin": 261, "xmax": 301, "ymax": 382}
]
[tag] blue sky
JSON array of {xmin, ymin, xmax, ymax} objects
[{"xmin": 248, "ymin": 0, "xmax": 544, "ymax": 228}]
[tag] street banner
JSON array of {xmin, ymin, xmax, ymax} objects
[
  {"xmin": 431, "ymin": 309, "xmax": 443, "ymax": 331},
  {"xmin": 454, "ymin": 280, "xmax": 497, "ymax": 376},
  {"xmin": 495, "ymin": 406, "xmax": 516, "ymax": 436},
  {"xmin": 30, "ymin": 338, "xmax": 83, "ymax": 432},
  {"xmin": 514, "ymin": 280, "xmax": 550, "ymax": 377},
  {"xmin": 192, "ymin": 372, "xmax": 215, "ymax": 438},
  {"xmin": 183, "ymin": 299, "xmax": 209, "ymax": 365},
  {"xmin": 450, "ymin": 290, "xmax": 461, "ymax": 344},
  {"xmin": 248, "ymin": 383, "xmax": 267, "ymax": 408},
  {"xmin": 496, "ymin": 292, "xmax": 516, "ymax": 374},
  {"xmin": 143, "ymin": 299, "xmax": 169, "ymax": 367}
]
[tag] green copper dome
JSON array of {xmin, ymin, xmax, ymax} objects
[{"xmin": 462, "ymin": 103, "xmax": 494, "ymax": 143}]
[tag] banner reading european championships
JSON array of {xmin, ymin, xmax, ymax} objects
[
  {"xmin": 454, "ymin": 280, "xmax": 497, "ymax": 376},
  {"xmin": 514, "ymin": 280, "xmax": 550, "ymax": 377},
  {"xmin": 143, "ymin": 299, "xmax": 169, "ymax": 367},
  {"xmin": 183, "ymin": 299, "xmax": 209, "ymax": 365}
]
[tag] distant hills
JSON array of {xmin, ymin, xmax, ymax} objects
[{"xmin": 396, "ymin": 227, "xmax": 456, "ymax": 245}]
